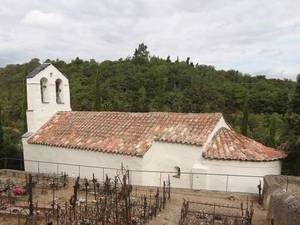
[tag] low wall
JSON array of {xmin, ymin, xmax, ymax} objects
[
  {"xmin": 263, "ymin": 175, "xmax": 300, "ymax": 225},
  {"xmin": 0, "ymin": 169, "xmax": 28, "ymax": 179}
]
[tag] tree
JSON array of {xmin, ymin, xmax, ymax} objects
[
  {"xmin": 0, "ymin": 105, "xmax": 4, "ymax": 151},
  {"xmin": 267, "ymin": 114, "xmax": 277, "ymax": 147},
  {"xmin": 282, "ymin": 74, "xmax": 300, "ymax": 175},
  {"xmin": 166, "ymin": 56, "xmax": 171, "ymax": 63},
  {"xmin": 186, "ymin": 57, "xmax": 190, "ymax": 65},
  {"xmin": 94, "ymin": 71, "xmax": 102, "ymax": 111},
  {"xmin": 241, "ymin": 95, "xmax": 249, "ymax": 136},
  {"xmin": 21, "ymin": 71, "xmax": 27, "ymax": 133},
  {"xmin": 133, "ymin": 43, "xmax": 149, "ymax": 60},
  {"xmin": 282, "ymin": 113, "xmax": 300, "ymax": 175},
  {"xmin": 133, "ymin": 86, "xmax": 147, "ymax": 112},
  {"xmin": 290, "ymin": 74, "xmax": 300, "ymax": 114}
]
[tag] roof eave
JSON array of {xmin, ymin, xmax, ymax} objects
[
  {"xmin": 27, "ymin": 141, "xmax": 145, "ymax": 158},
  {"xmin": 26, "ymin": 63, "xmax": 51, "ymax": 78},
  {"xmin": 202, "ymin": 156, "xmax": 285, "ymax": 162}
]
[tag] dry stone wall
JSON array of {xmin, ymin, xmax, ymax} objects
[{"xmin": 263, "ymin": 175, "xmax": 300, "ymax": 225}]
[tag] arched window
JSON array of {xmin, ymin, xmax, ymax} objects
[
  {"xmin": 40, "ymin": 78, "xmax": 49, "ymax": 103},
  {"xmin": 55, "ymin": 79, "xmax": 64, "ymax": 104}
]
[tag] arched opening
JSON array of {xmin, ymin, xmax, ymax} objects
[
  {"xmin": 55, "ymin": 79, "xmax": 64, "ymax": 104},
  {"xmin": 40, "ymin": 78, "xmax": 49, "ymax": 103}
]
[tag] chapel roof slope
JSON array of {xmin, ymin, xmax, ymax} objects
[
  {"xmin": 27, "ymin": 111, "xmax": 222, "ymax": 156},
  {"xmin": 203, "ymin": 127, "xmax": 287, "ymax": 161},
  {"xmin": 27, "ymin": 63, "xmax": 51, "ymax": 78}
]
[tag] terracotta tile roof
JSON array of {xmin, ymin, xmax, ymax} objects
[
  {"xmin": 203, "ymin": 127, "xmax": 287, "ymax": 161},
  {"xmin": 28, "ymin": 111, "xmax": 222, "ymax": 156}
]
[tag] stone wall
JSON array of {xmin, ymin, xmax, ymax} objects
[{"xmin": 263, "ymin": 175, "xmax": 300, "ymax": 225}]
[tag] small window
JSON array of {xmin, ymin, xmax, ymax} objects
[
  {"xmin": 40, "ymin": 77, "xmax": 49, "ymax": 103},
  {"xmin": 55, "ymin": 79, "xmax": 64, "ymax": 104},
  {"xmin": 173, "ymin": 166, "xmax": 181, "ymax": 178}
]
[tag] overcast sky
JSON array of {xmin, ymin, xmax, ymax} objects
[{"xmin": 1, "ymin": 0, "xmax": 299, "ymax": 80}]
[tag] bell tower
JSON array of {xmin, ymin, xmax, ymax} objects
[{"xmin": 26, "ymin": 63, "xmax": 71, "ymax": 133}]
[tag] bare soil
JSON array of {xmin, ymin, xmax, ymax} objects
[
  {"xmin": 0, "ymin": 170, "xmax": 268, "ymax": 225},
  {"xmin": 147, "ymin": 189, "xmax": 267, "ymax": 225}
]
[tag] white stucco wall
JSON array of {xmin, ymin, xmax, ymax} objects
[
  {"xmin": 23, "ymin": 136, "xmax": 282, "ymax": 193},
  {"xmin": 22, "ymin": 139, "xmax": 202, "ymax": 187},
  {"xmin": 26, "ymin": 64, "xmax": 71, "ymax": 133},
  {"xmin": 141, "ymin": 142, "xmax": 202, "ymax": 188},
  {"xmin": 22, "ymin": 137, "xmax": 143, "ymax": 184},
  {"xmin": 200, "ymin": 159, "xmax": 281, "ymax": 193}
]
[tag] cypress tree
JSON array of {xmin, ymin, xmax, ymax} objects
[
  {"xmin": 186, "ymin": 57, "xmax": 190, "ymax": 65},
  {"xmin": 21, "ymin": 71, "xmax": 28, "ymax": 133},
  {"xmin": 241, "ymin": 95, "xmax": 249, "ymax": 136},
  {"xmin": 137, "ymin": 86, "xmax": 146, "ymax": 112},
  {"xmin": 0, "ymin": 104, "xmax": 7, "ymax": 167},
  {"xmin": 268, "ymin": 114, "xmax": 277, "ymax": 147},
  {"xmin": 166, "ymin": 56, "xmax": 171, "ymax": 63},
  {"xmin": 94, "ymin": 70, "xmax": 102, "ymax": 111},
  {"xmin": 0, "ymin": 105, "xmax": 4, "ymax": 151}
]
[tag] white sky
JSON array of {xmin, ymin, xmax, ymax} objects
[{"xmin": 1, "ymin": 0, "xmax": 300, "ymax": 80}]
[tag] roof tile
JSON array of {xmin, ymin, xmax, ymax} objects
[
  {"xmin": 28, "ymin": 111, "xmax": 221, "ymax": 156},
  {"xmin": 203, "ymin": 127, "xmax": 286, "ymax": 161}
]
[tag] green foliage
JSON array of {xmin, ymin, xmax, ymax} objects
[
  {"xmin": 94, "ymin": 70, "xmax": 102, "ymax": 111},
  {"xmin": 241, "ymin": 96, "xmax": 249, "ymax": 136},
  {"xmin": 282, "ymin": 113, "xmax": 300, "ymax": 175},
  {"xmin": 267, "ymin": 114, "xmax": 277, "ymax": 147},
  {"xmin": 290, "ymin": 74, "xmax": 300, "ymax": 114},
  {"xmin": 0, "ymin": 105, "xmax": 4, "ymax": 150},
  {"xmin": 134, "ymin": 43, "xmax": 149, "ymax": 59},
  {"xmin": 133, "ymin": 43, "xmax": 149, "ymax": 64},
  {"xmin": 281, "ymin": 74, "xmax": 300, "ymax": 175},
  {"xmin": 229, "ymin": 112, "xmax": 285, "ymax": 148},
  {"xmin": 0, "ymin": 44, "xmax": 296, "ymax": 169}
]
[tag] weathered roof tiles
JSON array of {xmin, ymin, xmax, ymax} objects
[
  {"xmin": 27, "ymin": 111, "xmax": 286, "ymax": 161},
  {"xmin": 203, "ymin": 127, "xmax": 286, "ymax": 161},
  {"xmin": 28, "ymin": 111, "xmax": 222, "ymax": 156}
]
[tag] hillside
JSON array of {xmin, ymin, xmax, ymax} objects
[{"xmin": 0, "ymin": 45, "xmax": 296, "ymax": 161}]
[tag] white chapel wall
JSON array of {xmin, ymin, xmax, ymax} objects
[
  {"xmin": 22, "ymin": 137, "xmax": 143, "ymax": 184},
  {"xmin": 23, "ymin": 137, "xmax": 282, "ymax": 193},
  {"xmin": 202, "ymin": 159, "xmax": 281, "ymax": 193},
  {"xmin": 141, "ymin": 142, "xmax": 202, "ymax": 188}
]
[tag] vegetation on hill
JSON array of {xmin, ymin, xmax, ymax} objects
[
  {"xmin": 281, "ymin": 75, "xmax": 300, "ymax": 174},
  {"xmin": 0, "ymin": 44, "xmax": 298, "ymax": 174}
]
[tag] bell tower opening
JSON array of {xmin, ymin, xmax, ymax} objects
[
  {"xmin": 40, "ymin": 77, "xmax": 49, "ymax": 103},
  {"xmin": 55, "ymin": 79, "xmax": 64, "ymax": 104}
]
